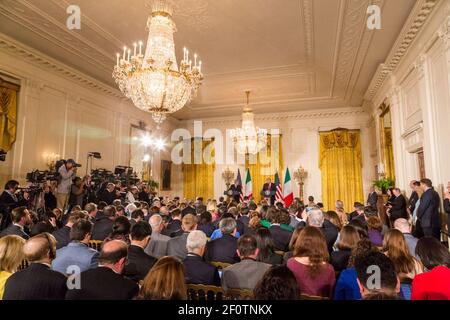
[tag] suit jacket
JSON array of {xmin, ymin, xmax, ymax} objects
[
  {"xmin": 65, "ymin": 266, "xmax": 139, "ymax": 300},
  {"xmin": 91, "ymin": 216, "xmax": 114, "ymax": 241},
  {"xmin": 3, "ymin": 263, "xmax": 67, "ymax": 300},
  {"xmin": 367, "ymin": 192, "xmax": 378, "ymax": 208},
  {"xmin": 52, "ymin": 242, "xmax": 99, "ymax": 274},
  {"xmin": 261, "ymin": 183, "xmax": 276, "ymax": 204},
  {"xmin": 238, "ymin": 215, "xmax": 250, "ymax": 227},
  {"xmin": 409, "ymin": 191, "xmax": 419, "ymax": 213},
  {"xmin": 205, "ymin": 234, "xmax": 240, "ymax": 264},
  {"xmin": 269, "ymin": 225, "xmax": 292, "ymax": 252},
  {"xmin": 417, "ymin": 188, "xmax": 441, "ymax": 228},
  {"xmin": 222, "ymin": 258, "xmax": 271, "ymax": 291},
  {"xmin": 390, "ymin": 194, "xmax": 408, "ymax": 222},
  {"xmin": 162, "ymin": 219, "xmax": 182, "ymax": 238},
  {"xmin": 52, "ymin": 225, "xmax": 71, "ymax": 249},
  {"xmin": 322, "ymin": 220, "xmax": 339, "ymax": 254},
  {"xmin": 229, "ymin": 184, "xmax": 242, "ymax": 203},
  {"xmin": 444, "ymin": 198, "xmax": 450, "ymax": 215},
  {"xmin": 123, "ymin": 245, "xmax": 156, "ymax": 282},
  {"xmin": 167, "ymin": 232, "xmax": 189, "ymax": 260},
  {"xmin": 183, "ymin": 253, "xmax": 221, "ymax": 286},
  {"xmin": 144, "ymin": 232, "xmax": 170, "ymax": 258},
  {"xmin": 0, "ymin": 191, "xmax": 28, "ymax": 230},
  {"xmin": 0, "ymin": 224, "xmax": 29, "ymax": 239}
]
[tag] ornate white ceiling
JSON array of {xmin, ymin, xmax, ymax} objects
[{"xmin": 0, "ymin": 0, "xmax": 419, "ymax": 119}]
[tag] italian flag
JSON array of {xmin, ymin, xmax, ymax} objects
[
  {"xmin": 283, "ymin": 167, "xmax": 293, "ymax": 207},
  {"xmin": 245, "ymin": 169, "xmax": 253, "ymax": 199}
]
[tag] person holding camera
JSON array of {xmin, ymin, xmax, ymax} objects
[
  {"xmin": 0, "ymin": 180, "xmax": 30, "ymax": 231},
  {"xmin": 56, "ymin": 159, "xmax": 79, "ymax": 212}
]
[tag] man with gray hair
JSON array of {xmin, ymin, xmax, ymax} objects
[
  {"xmin": 307, "ymin": 209, "xmax": 338, "ymax": 254},
  {"xmin": 144, "ymin": 214, "xmax": 170, "ymax": 258},
  {"xmin": 394, "ymin": 218, "xmax": 418, "ymax": 257},
  {"xmin": 183, "ymin": 230, "xmax": 220, "ymax": 285},
  {"xmin": 205, "ymin": 218, "xmax": 239, "ymax": 264}
]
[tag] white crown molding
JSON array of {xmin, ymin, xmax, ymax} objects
[
  {"xmin": 364, "ymin": 0, "xmax": 439, "ymax": 101},
  {"xmin": 0, "ymin": 32, "xmax": 124, "ymax": 99},
  {"xmin": 182, "ymin": 107, "xmax": 369, "ymax": 126}
]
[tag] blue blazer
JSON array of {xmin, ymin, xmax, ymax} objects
[
  {"xmin": 334, "ymin": 268, "xmax": 361, "ymax": 300},
  {"xmin": 52, "ymin": 242, "xmax": 99, "ymax": 274}
]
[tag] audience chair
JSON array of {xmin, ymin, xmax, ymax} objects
[
  {"xmin": 187, "ymin": 284, "xmax": 225, "ymax": 300},
  {"xmin": 224, "ymin": 288, "xmax": 254, "ymax": 300},
  {"xmin": 88, "ymin": 240, "xmax": 103, "ymax": 251},
  {"xmin": 274, "ymin": 250, "xmax": 286, "ymax": 257},
  {"xmin": 210, "ymin": 261, "xmax": 232, "ymax": 269},
  {"xmin": 299, "ymin": 293, "xmax": 330, "ymax": 300}
]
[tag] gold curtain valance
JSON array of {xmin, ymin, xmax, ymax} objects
[
  {"xmin": 0, "ymin": 78, "xmax": 19, "ymax": 152},
  {"xmin": 319, "ymin": 129, "xmax": 361, "ymax": 169}
]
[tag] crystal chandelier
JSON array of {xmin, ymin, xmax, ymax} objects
[
  {"xmin": 112, "ymin": 0, "xmax": 203, "ymax": 125},
  {"xmin": 230, "ymin": 91, "xmax": 267, "ymax": 155}
]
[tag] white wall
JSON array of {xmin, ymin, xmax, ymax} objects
[
  {"xmin": 181, "ymin": 108, "xmax": 376, "ymax": 207},
  {"xmin": 0, "ymin": 34, "xmax": 182, "ymax": 197},
  {"xmin": 370, "ymin": 1, "xmax": 450, "ymax": 196}
]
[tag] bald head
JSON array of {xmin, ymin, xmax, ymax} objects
[
  {"xmin": 23, "ymin": 233, "xmax": 56, "ymax": 263},
  {"xmin": 394, "ymin": 218, "xmax": 411, "ymax": 233}
]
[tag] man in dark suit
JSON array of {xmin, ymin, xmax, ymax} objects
[
  {"xmin": 267, "ymin": 209, "xmax": 292, "ymax": 252},
  {"xmin": 129, "ymin": 209, "xmax": 144, "ymax": 229},
  {"xmin": 408, "ymin": 180, "xmax": 420, "ymax": 214},
  {"xmin": 417, "ymin": 178, "xmax": 441, "ymax": 239},
  {"xmin": 387, "ymin": 188, "xmax": 408, "ymax": 224},
  {"xmin": 183, "ymin": 230, "xmax": 220, "ymax": 286},
  {"xmin": 3, "ymin": 233, "xmax": 67, "ymax": 300},
  {"xmin": 123, "ymin": 221, "xmax": 156, "ymax": 282},
  {"xmin": 97, "ymin": 183, "xmax": 119, "ymax": 205},
  {"xmin": 307, "ymin": 209, "xmax": 338, "ymax": 253},
  {"xmin": 167, "ymin": 214, "xmax": 197, "ymax": 260},
  {"xmin": 366, "ymin": 186, "xmax": 378, "ymax": 209},
  {"xmin": 0, "ymin": 180, "xmax": 29, "ymax": 231},
  {"xmin": 0, "ymin": 206, "xmax": 31, "ymax": 239},
  {"xmin": 444, "ymin": 181, "xmax": 450, "ymax": 234},
  {"xmin": 65, "ymin": 240, "xmax": 139, "ymax": 300},
  {"xmin": 228, "ymin": 179, "xmax": 243, "ymax": 203},
  {"xmin": 162, "ymin": 208, "xmax": 182, "ymax": 237},
  {"xmin": 205, "ymin": 218, "xmax": 240, "ymax": 264},
  {"xmin": 91, "ymin": 205, "xmax": 116, "ymax": 241},
  {"xmin": 261, "ymin": 178, "xmax": 276, "ymax": 205},
  {"xmin": 52, "ymin": 210, "xmax": 88, "ymax": 249}
]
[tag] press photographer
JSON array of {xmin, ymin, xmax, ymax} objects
[
  {"xmin": 0, "ymin": 180, "xmax": 30, "ymax": 231},
  {"xmin": 56, "ymin": 158, "xmax": 81, "ymax": 211}
]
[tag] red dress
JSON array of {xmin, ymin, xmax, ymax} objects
[{"xmin": 411, "ymin": 266, "xmax": 450, "ymax": 300}]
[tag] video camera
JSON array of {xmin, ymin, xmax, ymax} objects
[{"xmin": 25, "ymin": 170, "xmax": 59, "ymax": 183}]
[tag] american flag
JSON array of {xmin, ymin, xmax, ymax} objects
[
  {"xmin": 274, "ymin": 170, "xmax": 283, "ymax": 202},
  {"xmin": 237, "ymin": 168, "xmax": 244, "ymax": 202}
]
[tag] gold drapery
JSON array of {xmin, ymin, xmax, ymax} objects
[
  {"xmin": 319, "ymin": 129, "xmax": 363, "ymax": 212},
  {"xmin": 246, "ymin": 134, "xmax": 283, "ymax": 202},
  {"xmin": 182, "ymin": 139, "xmax": 215, "ymax": 200},
  {"xmin": 0, "ymin": 79, "xmax": 19, "ymax": 152},
  {"xmin": 384, "ymin": 128, "xmax": 395, "ymax": 182}
]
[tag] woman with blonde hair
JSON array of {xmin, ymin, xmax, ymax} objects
[
  {"xmin": 383, "ymin": 229, "xmax": 423, "ymax": 280},
  {"xmin": 138, "ymin": 256, "xmax": 187, "ymax": 300},
  {"xmin": 0, "ymin": 235, "xmax": 26, "ymax": 299}
]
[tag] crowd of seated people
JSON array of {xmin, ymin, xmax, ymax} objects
[{"xmin": 0, "ymin": 177, "xmax": 449, "ymax": 300}]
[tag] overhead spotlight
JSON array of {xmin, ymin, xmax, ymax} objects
[
  {"xmin": 155, "ymin": 138, "xmax": 166, "ymax": 151},
  {"xmin": 143, "ymin": 154, "xmax": 151, "ymax": 162}
]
